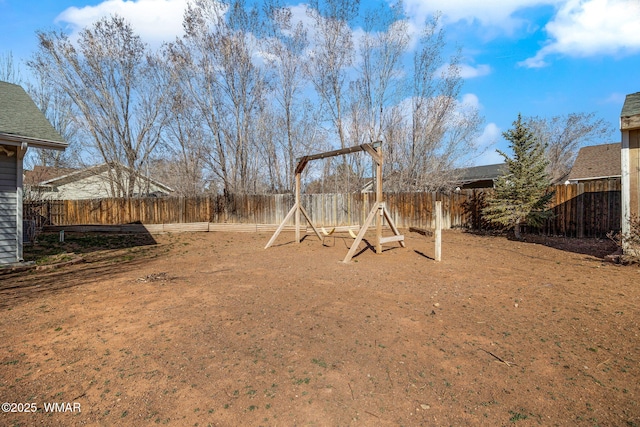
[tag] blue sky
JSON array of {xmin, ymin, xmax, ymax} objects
[{"xmin": 1, "ymin": 0, "xmax": 639, "ymax": 165}]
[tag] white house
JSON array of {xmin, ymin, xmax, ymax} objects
[{"xmin": 25, "ymin": 163, "xmax": 174, "ymax": 200}]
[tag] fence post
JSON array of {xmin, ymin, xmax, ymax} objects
[
  {"xmin": 435, "ymin": 201, "xmax": 442, "ymax": 262},
  {"xmin": 576, "ymin": 182, "xmax": 585, "ymax": 238}
]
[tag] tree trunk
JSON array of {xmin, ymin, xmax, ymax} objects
[{"xmin": 514, "ymin": 220, "xmax": 522, "ymax": 240}]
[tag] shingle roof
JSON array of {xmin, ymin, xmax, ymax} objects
[
  {"xmin": 0, "ymin": 81, "xmax": 66, "ymax": 148},
  {"xmin": 39, "ymin": 163, "xmax": 174, "ymax": 193},
  {"xmin": 566, "ymin": 143, "xmax": 620, "ymax": 182},
  {"xmin": 621, "ymin": 92, "xmax": 640, "ymax": 118},
  {"xmin": 24, "ymin": 166, "xmax": 78, "ymax": 186},
  {"xmin": 457, "ymin": 163, "xmax": 506, "ymax": 183}
]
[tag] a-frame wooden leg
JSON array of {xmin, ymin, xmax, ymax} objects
[
  {"xmin": 382, "ymin": 205, "xmax": 406, "ymax": 248},
  {"xmin": 343, "ymin": 202, "xmax": 379, "ymax": 263},
  {"xmin": 265, "ymin": 203, "xmax": 298, "ymax": 249},
  {"xmin": 265, "ymin": 202, "xmax": 322, "ymax": 249},
  {"xmin": 299, "ymin": 204, "xmax": 322, "ymax": 241}
]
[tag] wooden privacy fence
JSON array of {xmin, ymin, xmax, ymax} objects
[
  {"xmin": 24, "ymin": 179, "xmax": 621, "ymax": 237},
  {"xmin": 24, "ymin": 192, "xmax": 469, "ymax": 230},
  {"xmin": 462, "ymin": 179, "xmax": 621, "ymax": 237},
  {"xmin": 544, "ymin": 179, "xmax": 621, "ymax": 237},
  {"xmin": 23, "ymin": 199, "xmax": 65, "ymax": 229}
]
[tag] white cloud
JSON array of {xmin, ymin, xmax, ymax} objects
[
  {"xmin": 56, "ymin": 0, "xmax": 189, "ymax": 48},
  {"xmin": 520, "ymin": 0, "xmax": 640, "ymax": 68},
  {"xmin": 401, "ymin": 0, "xmax": 563, "ymax": 34},
  {"xmin": 476, "ymin": 122, "xmax": 500, "ymax": 148},
  {"xmin": 434, "ymin": 62, "xmax": 491, "ymax": 80},
  {"xmin": 287, "ymin": 3, "xmax": 316, "ymax": 30},
  {"xmin": 473, "ymin": 122, "xmax": 504, "ymax": 165},
  {"xmin": 461, "ymin": 93, "xmax": 480, "ymax": 109},
  {"xmin": 459, "ymin": 63, "xmax": 491, "ymax": 79}
]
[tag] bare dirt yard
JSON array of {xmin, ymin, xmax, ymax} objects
[{"xmin": 0, "ymin": 229, "xmax": 639, "ymax": 426}]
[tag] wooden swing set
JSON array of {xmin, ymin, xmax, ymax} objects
[{"xmin": 264, "ymin": 141, "xmax": 405, "ymax": 263}]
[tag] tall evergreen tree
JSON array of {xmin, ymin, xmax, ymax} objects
[{"xmin": 483, "ymin": 114, "xmax": 554, "ymax": 239}]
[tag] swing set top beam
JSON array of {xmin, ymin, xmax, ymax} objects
[{"xmin": 295, "ymin": 142, "xmax": 381, "ymax": 174}]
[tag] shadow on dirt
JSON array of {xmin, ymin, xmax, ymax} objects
[
  {"xmin": 0, "ymin": 254, "xmax": 157, "ymax": 310},
  {"xmin": 517, "ymin": 234, "xmax": 619, "ymax": 259},
  {"xmin": 414, "ymin": 250, "xmax": 435, "ymax": 261},
  {"xmin": 24, "ymin": 231, "xmax": 157, "ymax": 261},
  {"xmin": 464, "ymin": 229, "xmax": 618, "ymax": 259},
  {"xmin": 0, "ymin": 230, "xmax": 161, "ymax": 309}
]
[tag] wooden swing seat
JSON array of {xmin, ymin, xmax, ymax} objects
[{"xmin": 321, "ymin": 226, "xmax": 360, "ymax": 246}]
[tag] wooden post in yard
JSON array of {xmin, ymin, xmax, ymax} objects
[
  {"xmin": 435, "ymin": 200, "xmax": 442, "ymax": 262},
  {"xmin": 295, "ymin": 172, "xmax": 301, "ymax": 243},
  {"xmin": 376, "ymin": 143, "xmax": 383, "ymax": 254}
]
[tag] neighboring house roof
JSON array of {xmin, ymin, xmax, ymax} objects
[
  {"xmin": 360, "ymin": 165, "xmax": 508, "ymax": 192},
  {"xmin": 24, "ymin": 165, "xmax": 77, "ymax": 186},
  {"xmin": 565, "ymin": 143, "xmax": 621, "ymax": 182},
  {"xmin": 30, "ymin": 163, "xmax": 174, "ymax": 196},
  {"xmin": 452, "ymin": 163, "xmax": 507, "ymax": 188},
  {"xmin": 457, "ymin": 164, "xmax": 506, "ymax": 184},
  {"xmin": 0, "ymin": 81, "xmax": 67, "ymax": 150}
]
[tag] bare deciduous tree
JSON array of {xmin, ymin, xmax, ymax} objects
[
  {"xmin": 168, "ymin": 1, "xmax": 230, "ymax": 196},
  {"xmin": 353, "ymin": 2, "xmax": 409, "ymax": 143},
  {"xmin": 305, "ymin": 0, "xmax": 359, "ymax": 150},
  {"xmin": 409, "ymin": 16, "xmax": 461, "ymax": 190},
  {"xmin": 20, "ymin": 0, "xmax": 486, "ymax": 197},
  {"xmin": 0, "ymin": 51, "xmax": 22, "ymax": 84},
  {"xmin": 170, "ymin": 0, "xmax": 267, "ymax": 196},
  {"xmin": 346, "ymin": 2, "xmax": 410, "ymax": 189},
  {"xmin": 379, "ymin": 14, "xmax": 483, "ymax": 192},
  {"xmin": 262, "ymin": 1, "xmax": 323, "ymax": 192},
  {"xmin": 30, "ymin": 15, "xmax": 170, "ymax": 197},
  {"xmin": 157, "ymin": 85, "xmax": 208, "ymax": 197},
  {"xmin": 25, "ymin": 73, "xmax": 80, "ymax": 169},
  {"xmin": 524, "ymin": 113, "xmax": 613, "ymax": 183}
]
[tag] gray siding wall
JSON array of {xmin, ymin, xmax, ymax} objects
[{"xmin": 0, "ymin": 148, "xmax": 18, "ymax": 264}]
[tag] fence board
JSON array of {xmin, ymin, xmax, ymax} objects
[{"xmin": 24, "ymin": 179, "xmax": 621, "ymax": 237}]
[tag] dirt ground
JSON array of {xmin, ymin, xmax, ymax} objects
[{"xmin": 0, "ymin": 229, "xmax": 639, "ymax": 426}]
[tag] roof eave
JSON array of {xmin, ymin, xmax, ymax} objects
[
  {"xmin": 568, "ymin": 175, "xmax": 621, "ymax": 182},
  {"xmin": 40, "ymin": 164, "xmax": 106, "ymax": 186},
  {"xmin": 0, "ymin": 133, "xmax": 68, "ymax": 151}
]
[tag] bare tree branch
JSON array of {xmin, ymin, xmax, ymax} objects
[{"xmin": 29, "ymin": 15, "xmax": 170, "ymax": 197}]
